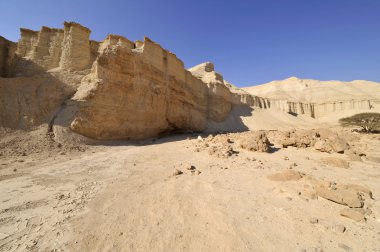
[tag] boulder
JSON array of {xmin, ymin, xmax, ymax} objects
[
  {"xmin": 337, "ymin": 184, "xmax": 373, "ymax": 199},
  {"xmin": 239, "ymin": 131, "xmax": 271, "ymax": 152},
  {"xmin": 340, "ymin": 208, "xmax": 365, "ymax": 222},
  {"xmin": 316, "ymin": 186, "xmax": 363, "ymax": 208}
]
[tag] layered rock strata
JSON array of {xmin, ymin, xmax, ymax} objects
[
  {"xmin": 0, "ymin": 22, "xmax": 257, "ymax": 140},
  {"xmin": 244, "ymin": 77, "xmax": 380, "ymax": 118}
]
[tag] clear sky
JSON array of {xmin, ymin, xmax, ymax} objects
[{"xmin": 1, "ymin": 0, "xmax": 379, "ymax": 86}]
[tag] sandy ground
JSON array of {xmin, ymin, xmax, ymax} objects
[{"xmin": 0, "ymin": 128, "xmax": 380, "ymax": 252}]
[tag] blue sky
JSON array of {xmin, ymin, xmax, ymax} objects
[{"xmin": 1, "ymin": 0, "xmax": 379, "ymax": 86}]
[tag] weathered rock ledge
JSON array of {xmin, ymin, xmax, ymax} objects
[{"xmin": 0, "ymin": 22, "xmax": 267, "ymax": 140}]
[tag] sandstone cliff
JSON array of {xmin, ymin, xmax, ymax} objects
[
  {"xmin": 188, "ymin": 62, "xmax": 232, "ymax": 122},
  {"xmin": 64, "ymin": 36, "xmax": 209, "ymax": 140},
  {"xmin": 244, "ymin": 77, "xmax": 380, "ymax": 118},
  {"xmin": 1, "ymin": 22, "xmax": 379, "ymax": 141},
  {"xmin": 0, "ymin": 22, "xmax": 252, "ymax": 140}
]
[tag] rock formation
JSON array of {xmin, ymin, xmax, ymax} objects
[
  {"xmin": 188, "ymin": 62, "xmax": 232, "ymax": 122},
  {"xmin": 1, "ymin": 21, "xmax": 379, "ymax": 141},
  {"xmin": 244, "ymin": 77, "xmax": 380, "ymax": 118},
  {"xmin": 0, "ymin": 22, "xmax": 258, "ymax": 140},
  {"xmin": 65, "ymin": 36, "xmax": 209, "ymax": 140}
]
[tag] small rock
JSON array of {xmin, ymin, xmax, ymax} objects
[
  {"xmin": 338, "ymin": 243, "xmax": 352, "ymax": 252},
  {"xmin": 173, "ymin": 169, "xmax": 183, "ymax": 176},
  {"xmin": 309, "ymin": 218, "xmax": 319, "ymax": 224},
  {"xmin": 340, "ymin": 208, "xmax": 365, "ymax": 222},
  {"xmin": 13, "ymin": 168, "xmax": 17, "ymax": 172},
  {"xmin": 196, "ymin": 170, "xmax": 201, "ymax": 175},
  {"xmin": 283, "ymin": 156, "xmax": 289, "ymax": 160},
  {"xmin": 366, "ymin": 156, "xmax": 380, "ymax": 163},
  {"xmin": 185, "ymin": 164, "xmax": 195, "ymax": 170},
  {"xmin": 336, "ymin": 184, "xmax": 373, "ymax": 199},
  {"xmin": 316, "ymin": 186, "xmax": 363, "ymax": 208},
  {"xmin": 335, "ymin": 224, "xmax": 346, "ymax": 233}
]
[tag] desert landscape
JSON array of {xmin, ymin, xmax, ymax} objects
[{"xmin": 0, "ymin": 22, "xmax": 380, "ymax": 252}]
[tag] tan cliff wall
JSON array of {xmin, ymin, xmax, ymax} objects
[
  {"xmin": 64, "ymin": 36, "xmax": 208, "ymax": 140},
  {"xmin": 9, "ymin": 22, "xmax": 92, "ymax": 77},
  {"xmin": 60, "ymin": 22, "xmax": 91, "ymax": 70},
  {"xmin": 243, "ymin": 78, "xmax": 380, "ymax": 118},
  {"xmin": 1, "ymin": 21, "xmax": 378, "ymax": 140},
  {"xmin": 263, "ymin": 98, "xmax": 377, "ymax": 118},
  {"xmin": 0, "ymin": 36, "xmax": 16, "ymax": 77},
  {"xmin": 0, "ymin": 37, "xmax": 9, "ymax": 76},
  {"xmin": 0, "ymin": 76, "xmax": 73, "ymax": 129},
  {"xmin": 227, "ymin": 84, "xmax": 378, "ymax": 119},
  {"xmin": 31, "ymin": 26, "xmax": 64, "ymax": 69},
  {"xmin": 0, "ymin": 22, "xmax": 225, "ymax": 140},
  {"xmin": 188, "ymin": 62, "xmax": 232, "ymax": 122},
  {"xmin": 0, "ymin": 23, "xmax": 93, "ymax": 130}
]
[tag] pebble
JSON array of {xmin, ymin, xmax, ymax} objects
[
  {"xmin": 173, "ymin": 169, "xmax": 183, "ymax": 176},
  {"xmin": 186, "ymin": 164, "xmax": 195, "ymax": 170},
  {"xmin": 338, "ymin": 243, "xmax": 352, "ymax": 252},
  {"xmin": 310, "ymin": 218, "xmax": 319, "ymax": 224},
  {"xmin": 335, "ymin": 224, "xmax": 346, "ymax": 233}
]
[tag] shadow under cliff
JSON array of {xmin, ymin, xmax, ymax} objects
[{"xmin": 205, "ymin": 105, "xmax": 252, "ymax": 134}]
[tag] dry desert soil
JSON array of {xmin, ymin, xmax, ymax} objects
[{"xmin": 0, "ymin": 126, "xmax": 380, "ymax": 252}]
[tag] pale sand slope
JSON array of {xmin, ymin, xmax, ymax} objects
[
  {"xmin": 1, "ymin": 130, "xmax": 380, "ymax": 251},
  {"xmin": 243, "ymin": 77, "xmax": 380, "ymax": 103}
]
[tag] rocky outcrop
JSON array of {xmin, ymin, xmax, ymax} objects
[
  {"xmin": 1, "ymin": 22, "xmax": 244, "ymax": 140},
  {"xmin": 1, "ymin": 21, "xmax": 378, "ymax": 140},
  {"xmin": 8, "ymin": 22, "xmax": 92, "ymax": 77},
  {"xmin": 238, "ymin": 131, "xmax": 271, "ymax": 152},
  {"xmin": 9, "ymin": 21, "xmax": 348, "ymax": 141},
  {"xmin": 64, "ymin": 37, "xmax": 208, "ymax": 140},
  {"xmin": 188, "ymin": 62, "xmax": 231, "ymax": 122},
  {"xmin": 0, "ymin": 36, "xmax": 16, "ymax": 77},
  {"xmin": 0, "ymin": 76, "xmax": 72, "ymax": 129},
  {"xmin": 244, "ymin": 77, "xmax": 380, "ymax": 118},
  {"xmin": 60, "ymin": 22, "xmax": 91, "ymax": 70}
]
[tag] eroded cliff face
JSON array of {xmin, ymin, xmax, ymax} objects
[
  {"xmin": 188, "ymin": 62, "xmax": 232, "ymax": 122},
  {"xmin": 0, "ymin": 36, "xmax": 16, "ymax": 77},
  {"xmin": 0, "ymin": 22, "xmax": 243, "ymax": 140},
  {"xmin": 244, "ymin": 77, "xmax": 380, "ymax": 118},
  {"xmin": 65, "ymin": 36, "xmax": 208, "ymax": 140},
  {"xmin": 0, "ymin": 76, "xmax": 71, "ymax": 129},
  {"xmin": 2, "ymin": 21, "xmax": 378, "ymax": 140},
  {"xmin": 0, "ymin": 22, "xmax": 92, "ymax": 131}
]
